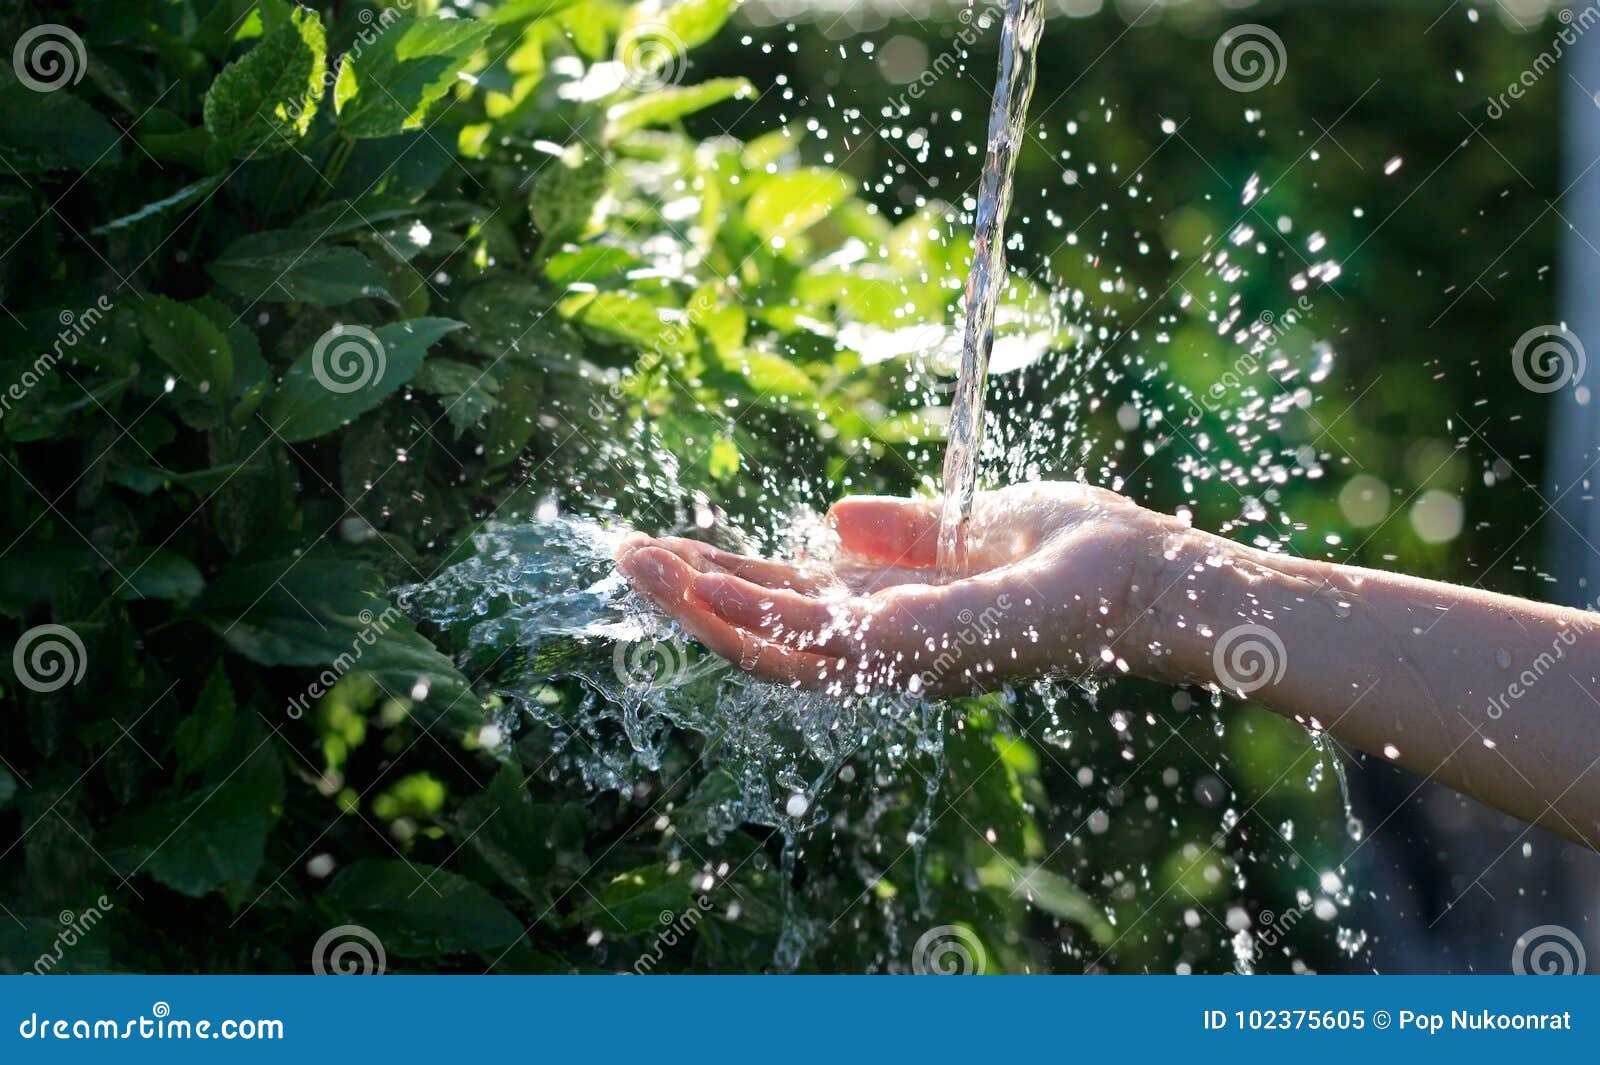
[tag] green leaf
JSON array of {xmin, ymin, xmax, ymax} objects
[
  {"xmin": 322, "ymin": 860, "xmax": 523, "ymax": 955},
  {"xmin": 563, "ymin": 290, "xmax": 694, "ymax": 355},
  {"xmin": 743, "ymin": 168, "xmax": 854, "ymax": 242},
  {"xmin": 604, "ymin": 77, "xmax": 753, "ymax": 140},
  {"xmin": 92, "ymin": 176, "xmax": 223, "ymax": 236},
  {"xmin": 715, "ymin": 348, "xmax": 817, "ymax": 404},
  {"xmin": 333, "ymin": 17, "xmax": 493, "ymax": 139},
  {"xmin": 706, "ymin": 434, "xmax": 739, "ymax": 478},
  {"xmin": 978, "ymin": 862, "xmax": 1115, "ymax": 946},
  {"xmin": 455, "ymin": 765, "xmax": 585, "ymax": 905},
  {"xmin": 262, "ymin": 317, "xmax": 463, "ymax": 442},
  {"xmin": 118, "ymin": 548, "xmax": 205, "ymax": 601},
  {"xmin": 174, "ymin": 662, "xmax": 237, "ymax": 780},
  {"xmin": 620, "ymin": 0, "xmax": 736, "ymax": 61},
  {"xmin": 530, "ymin": 148, "xmax": 608, "ymax": 249},
  {"xmin": 573, "ymin": 862, "xmax": 697, "ymax": 934},
  {"xmin": 483, "ymin": 363, "xmax": 543, "ymax": 468},
  {"xmin": 542, "ymin": 245, "xmax": 643, "ymax": 287},
  {"xmin": 138, "ymin": 296, "xmax": 235, "ymax": 403},
  {"xmin": 490, "ymin": 0, "xmax": 582, "ymax": 23},
  {"xmin": 193, "ymin": 554, "xmax": 476, "ymax": 728},
  {"xmin": 115, "ymin": 737, "xmax": 283, "ymax": 898},
  {"xmin": 202, "ymin": 5, "xmax": 327, "ymax": 157},
  {"xmin": 0, "ymin": 83, "xmax": 123, "ymax": 173},
  {"xmin": 413, "ymin": 358, "xmax": 500, "ymax": 436},
  {"xmin": 209, "ymin": 230, "xmax": 391, "ymax": 305},
  {"xmin": 457, "ymin": 280, "xmax": 585, "ymax": 370}
]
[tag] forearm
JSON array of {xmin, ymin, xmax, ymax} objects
[{"xmin": 1138, "ymin": 529, "xmax": 1600, "ymax": 847}]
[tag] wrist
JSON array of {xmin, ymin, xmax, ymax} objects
[{"xmin": 1123, "ymin": 522, "xmax": 1268, "ymax": 687}]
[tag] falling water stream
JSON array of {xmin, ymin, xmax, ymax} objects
[{"xmin": 936, "ymin": 0, "xmax": 1045, "ymax": 581}]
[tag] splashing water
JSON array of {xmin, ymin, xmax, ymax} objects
[
  {"xmin": 399, "ymin": 518, "xmax": 954, "ymax": 968},
  {"xmin": 399, "ymin": 5, "xmax": 1373, "ymax": 973},
  {"xmin": 936, "ymin": 0, "xmax": 1045, "ymax": 582}
]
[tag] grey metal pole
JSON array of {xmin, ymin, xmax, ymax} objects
[{"xmin": 1550, "ymin": 11, "xmax": 1600, "ymax": 601}]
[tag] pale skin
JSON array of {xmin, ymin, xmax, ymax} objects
[{"xmin": 617, "ymin": 482, "xmax": 1600, "ymax": 849}]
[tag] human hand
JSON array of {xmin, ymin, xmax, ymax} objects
[{"xmin": 616, "ymin": 482, "xmax": 1195, "ymax": 697}]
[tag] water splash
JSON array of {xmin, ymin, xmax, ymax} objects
[{"xmin": 398, "ymin": 517, "xmax": 952, "ymax": 967}]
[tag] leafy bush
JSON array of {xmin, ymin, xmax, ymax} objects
[{"xmin": 0, "ymin": 0, "xmax": 1351, "ymax": 974}]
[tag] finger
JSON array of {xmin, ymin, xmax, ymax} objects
[
  {"xmin": 617, "ymin": 544, "xmax": 698, "ymax": 608},
  {"xmin": 826, "ymin": 496, "xmax": 942, "ymax": 569},
  {"xmin": 690, "ymin": 571, "xmax": 874, "ymax": 655},
  {"xmin": 614, "ymin": 531, "xmax": 654, "ymax": 559},
  {"xmin": 649, "ymin": 536, "xmax": 835, "ymax": 593},
  {"xmin": 690, "ymin": 570, "xmax": 968, "ymax": 667},
  {"xmin": 617, "ymin": 547, "xmax": 842, "ymax": 689},
  {"xmin": 676, "ymin": 603, "xmax": 844, "ymax": 690}
]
